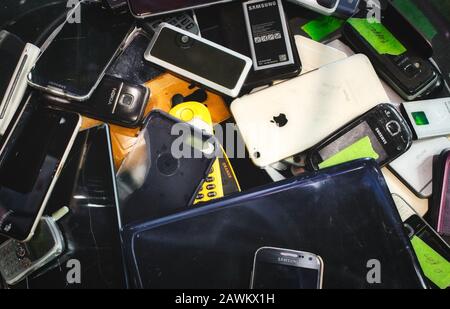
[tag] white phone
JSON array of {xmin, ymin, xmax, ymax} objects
[
  {"xmin": 389, "ymin": 137, "xmax": 450, "ymax": 198},
  {"xmin": 401, "ymin": 98, "xmax": 450, "ymax": 140},
  {"xmin": 0, "ymin": 35, "xmax": 40, "ymax": 137},
  {"xmin": 295, "ymin": 35, "xmax": 347, "ymax": 75},
  {"xmin": 231, "ymin": 54, "xmax": 389, "ymax": 167},
  {"xmin": 382, "ymin": 168, "xmax": 429, "ymax": 218}
]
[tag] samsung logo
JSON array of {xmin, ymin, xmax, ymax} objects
[
  {"xmin": 375, "ymin": 127, "xmax": 388, "ymax": 145},
  {"xmin": 248, "ymin": 1, "xmax": 277, "ymax": 11},
  {"xmin": 278, "ymin": 257, "xmax": 297, "ymax": 264}
]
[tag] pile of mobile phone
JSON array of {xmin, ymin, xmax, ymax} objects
[{"xmin": 1, "ymin": 0, "xmax": 450, "ymax": 290}]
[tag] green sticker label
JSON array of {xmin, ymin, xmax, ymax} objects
[
  {"xmin": 393, "ymin": 0, "xmax": 437, "ymax": 40},
  {"xmin": 319, "ymin": 136, "xmax": 379, "ymax": 169},
  {"xmin": 347, "ymin": 18, "xmax": 407, "ymax": 56},
  {"xmin": 301, "ymin": 16, "xmax": 345, "ymax": 42},
  {"xmin": 411, "ymin": 236, "xmax": 450, "ymax": 289}
]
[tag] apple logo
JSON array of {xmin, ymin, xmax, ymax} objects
[{"xmin": 271, "ymin": 113, "xmax": 288, "ymax": 128}]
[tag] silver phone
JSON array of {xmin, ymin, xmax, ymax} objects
[
  {"xmin": 251, "ymin": 247, "xmax": 324, "ymax": 289},
  {"xmin": 0, "ymin": 216, "xmax": 65, "ymax": 286}
]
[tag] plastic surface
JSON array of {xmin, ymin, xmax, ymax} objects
[
  {"xmin": 123, "ymin": 159, "xmax": 427, "ymax": 289},
  {"xmin": 116, "ymin": 111, "xmax": 216, "ymax": 227}
]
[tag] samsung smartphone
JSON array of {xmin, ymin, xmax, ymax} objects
[
  {"xmin": 0, "ymin": 216, "xmax": 64, "ymax": 286},
  {"xmin": 251, "ymin": 247, "xmax": 323, "ymax": 289},
  {"xmin": 393, "ymin": 194, "xmax": 450, "ymax": 289},
  {"xmin": 342, "ymin": 20, "xmax": 441, "ymax": 101},
  {"xmin": 27, "ymin": 1, "xmax": 134, "ymax": 101},
  {"xmin": 0, "ymin": 94, "xmax": 81, "ymax": 241},
  {"xmin": 307, "ymin": 104, "xmax": 412, "ymax": 170},
  {"xmin": 389, "ymin": 137, "xmax": 450, "ymax": 199},
  {"xmin": 44, "ymin": 75, "xmax": 150, "ymax": 128},
  {"xmin": 127, "ymin": 0, "xmax": 234, "ymax": 18},
  {"xmin": 287, "ymin": 0, "xmax": 360, "ymax": 18},
  {"xmin": 144, "ymin": 23, "xmax": 252, "ymax": 98},
  {"xmin": 0, "ymin": 31, "xmax": 40, "ymax": 138},
  {"xmin": 231, "ymin": 54, "xmax": 389, "ymax": 167},
  {"xmin": 401, "ymin": 98, "xmax": 450, "ymax": 141}
]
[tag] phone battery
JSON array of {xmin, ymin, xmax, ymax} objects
[{"xmin": 243, "ymin": 0, "xmax": 294, "ymax": 71}]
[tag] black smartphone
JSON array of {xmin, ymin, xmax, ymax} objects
[
  {"xmin": 106, "ymin": 29, "xmax": 163, "ymax": 85},
  {"xmin": 116, "ymin": 111, "xmax": 216, "ymax": 226},
  {"xmin": 0, "ymin": 93, "xmax": 81, "ymax": 242},
  {"xmin": 307, "ymin": 104, "xmax": 412, "ymax": 170},
  {"xmin": 28, "ymin": 125, "xmax": 126, "ymax": 289},
  {"xmin": 342, "ymin": 20, "xmax": 441, "ymax": 101},
  {"xmin": 393, "ymin": 194, "xmax": 450, "ymax": 289},
  {"xmin": 28, "ymin": 1, "xmax": 134, "ymax": 101},
  {"xmin": 250, "ymin": 247, "xmax": 323, "ymax": 289},
  {"xmin": 195, "ymin": 0, "xmax": 302, "ymax": 93},
  {"xmin": 44, "ymin": 75, "xmax": 149, "ymax": 128}
]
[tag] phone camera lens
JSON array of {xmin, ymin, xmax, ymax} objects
[{"xmin": 176, "ymin": 34, "xmax": 194, "ymax": 49}]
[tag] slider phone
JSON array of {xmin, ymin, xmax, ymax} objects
[
  {"xmin": 0, "ymin": 216, "xmax": 64, "ymax": 286},
  {"xmin": 0, "ymin": 31, "xmax": 40, "ymax": 139},
  {"xmin": 401, "ymin": 98, "xmax": 450, "ymax": 140},
  {"xmin": 127, "ymin": 0, "xmax": 235, "ymax": 18},
  {"xmin": 44, "ymin": 75, "xmax": 150, "ymax": 128},
  {"xmin": 0, "ymin": 94, "xmax": 81, "ymax": 241},
  {"xmin": 144, "ymin": 23, "xmax": 252, "ymax": 98},
  {"xmin": 195, "ymin": 0, "xmax": 301, "ymax": 93},
  {"xmin": 27, "ymin": 1, "xmax": 134, "ymax": 101},
  {"xmin": 287, "ymin": 0, "xmax": 360, "ymax": 18},
  {"xmin": 393, "ymin": 194, "xmax": 450, "ymax": 289},
  {"xmin": 307, "ymin": 104, "xmax": 412, "ymax": 170},
  {"xmin": 116, "ymin": 111, "xmax": 216, "ymax": 226},
  {"xmin": 342, "ymin": 6, "xmax": 441, "ymax": 101},
  {"xmin": 231, "ymin": 54, "xmax": 389, "ymax": 167}
]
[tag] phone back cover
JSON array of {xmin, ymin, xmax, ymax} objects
[
  {"xmin": 123, "ymin": 159, "xmax": 427, "ymax": 289},
  {"xmin": 116, "ymin": 111, "xmax": 216, "ymax": 227}
]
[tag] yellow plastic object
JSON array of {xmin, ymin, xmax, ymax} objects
[
  {"xmin": 170, "ymin": 102, "xmax": 224, "ymax": 204},
  {"xmin": 146, "ymin": 73, "xmax": 231, "ymax": 124}
]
